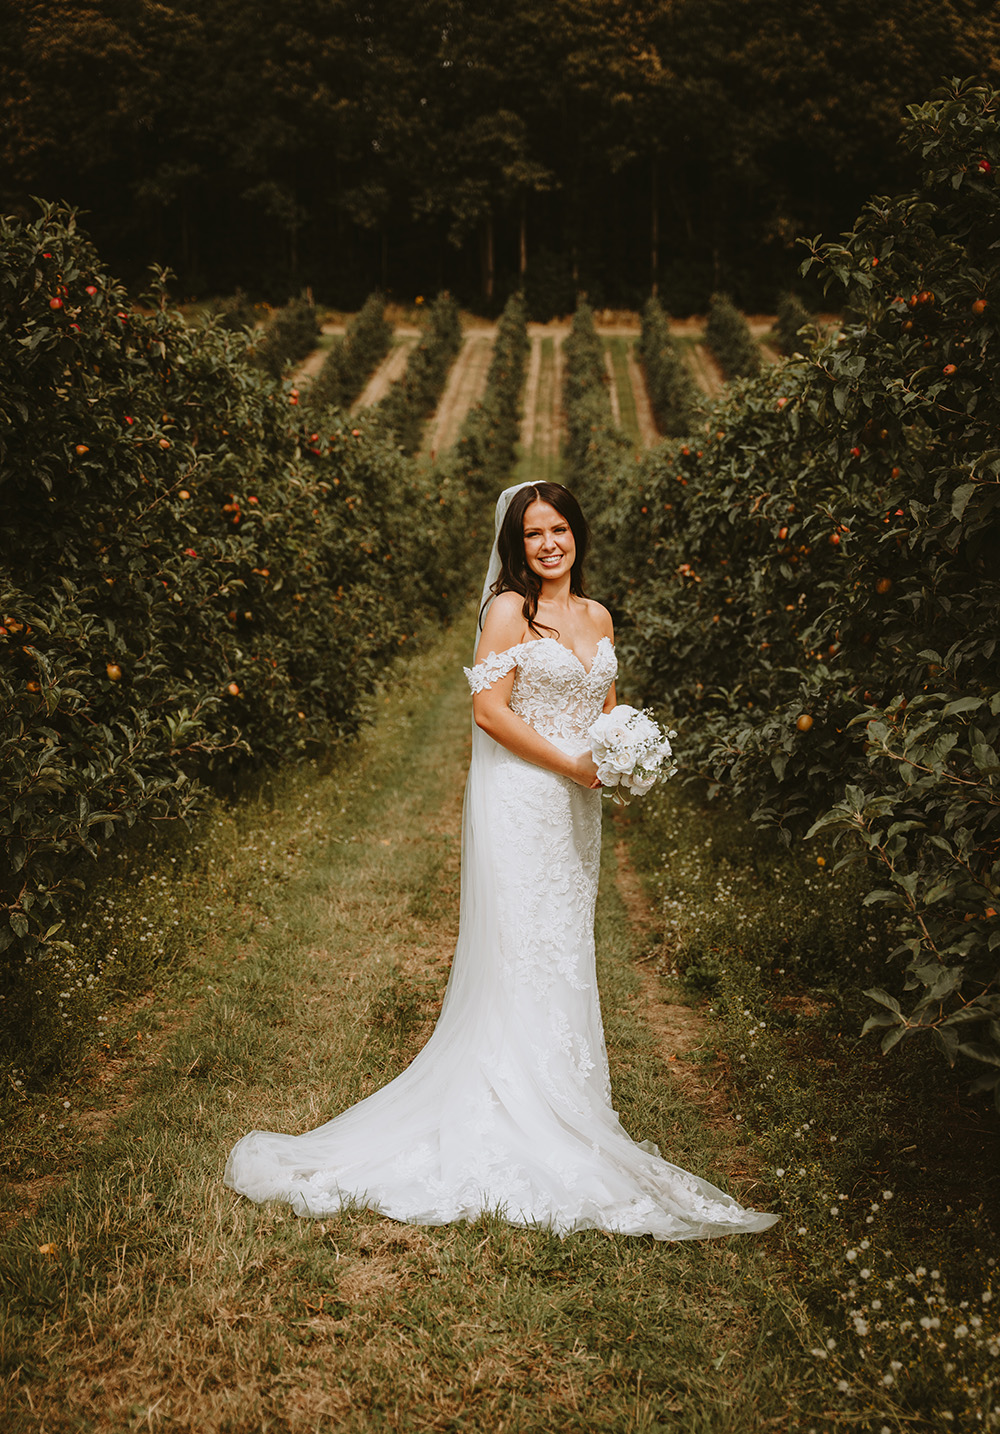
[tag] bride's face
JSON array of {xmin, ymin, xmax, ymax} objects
[{"xmin": 522, "ymin": 499, "xmax": 576, "ymax": 582}]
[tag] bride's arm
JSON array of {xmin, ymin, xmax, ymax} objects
[{"xmin": 470, "ymin": 595, "xmax": 601, "ymax": 789}]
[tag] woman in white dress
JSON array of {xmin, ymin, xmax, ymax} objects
[{"xmin": 224, "ymin": 481, "xmax": 776, "ymax": 1240}]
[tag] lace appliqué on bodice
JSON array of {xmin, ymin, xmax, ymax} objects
[{"xmin": 465, "ymin": 636, "xmax": 617, "ymax": 747}]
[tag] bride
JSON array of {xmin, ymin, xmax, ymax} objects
[{"xmin": 225, "ymin": 481, "xmax": 777, "ymax": 1240}]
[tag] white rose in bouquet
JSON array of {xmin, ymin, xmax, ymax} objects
[{"xmin": 588, "ymin": 705, "xmax": 677, "ymax": 804}]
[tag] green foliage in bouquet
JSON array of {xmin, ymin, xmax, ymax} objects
[
  {"xmin": 0, "ymin": 203, "xmax": 461, "ymax": 1068},
  {"xmin": 704, "ymin": 292, "xmax": 762, "ymax": 379},
  {"xmin": 636, "ymin": 297, "xmax": 702, "ymax": 437},
  {"xmin": 596, "ymin": 81, "xmax": 1000, "ymax": 1103}
]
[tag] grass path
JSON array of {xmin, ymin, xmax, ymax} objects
[
  {"xmin": 419, "ymin": 332, "xmax": 495, "ymax": 459},
  {"xmin": 515, "ymin": 333, "xmax": 564, "ymax": 484},
  {"xmin": 1, "ymin": 618, "xmax": 796, "ymax": 1434}
]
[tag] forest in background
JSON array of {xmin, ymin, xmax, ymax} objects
[{"xmin": 3, "ymin": 0, "xmax": 1000, "ymax": 314}]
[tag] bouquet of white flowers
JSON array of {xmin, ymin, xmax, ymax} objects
[{"xmin": 587, "ymin": 705, "xmax": 677, "ymax": 805}]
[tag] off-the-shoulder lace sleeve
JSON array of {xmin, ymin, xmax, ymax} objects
[{"xmin": 464, "ymin": 646, "xmax": 521, "ymax": 694}]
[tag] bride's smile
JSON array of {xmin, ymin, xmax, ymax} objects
[{"xmin": 523, "ymin": 500, "xmax": 576, "ymax": 582}]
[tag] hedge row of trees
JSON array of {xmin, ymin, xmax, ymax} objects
[
  {"xmin": 4, "ymin": 4, "xmax": 1000, "ymax": 308},
  {"xmin": 373, "ymin": 295, "xmax": 463, "ymax": 455},
  {"xmin": 576, "ymin": 82, "xmax": 1000, "ymax": 1103},
  {"xmin": 636, "ymin": 298, "xmax": 703, "ymax": 438},
  {"xmin": 0, "ymin": 204, "xmax": 489, "ymax": 1073},
  {"xmin": 307, "ymin": 293, "xmax": 393, "ymax": 413}
]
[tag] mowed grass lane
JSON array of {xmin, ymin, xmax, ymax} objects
[{"xmin": 1, "ymin": 618, "xmax": 793, "ymax": 1433}]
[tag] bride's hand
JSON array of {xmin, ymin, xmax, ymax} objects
[{"xmin": 569, "ymin": 753, "xmax": 602, "ymax": 789}]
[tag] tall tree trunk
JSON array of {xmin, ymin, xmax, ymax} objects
[
  {"xmin": 519, "ymin": 193, "xmax": 527, "ymax": 278},
  {"xmin": 650, "ymin": 154, "xmax": 660, "ymax": 297}
]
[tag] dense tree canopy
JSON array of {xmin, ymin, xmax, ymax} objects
[{"xmin": 2, "ymin": 1, "xmax": 999, "ymax": 309}]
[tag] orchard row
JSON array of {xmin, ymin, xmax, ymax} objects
[{"xmin": 588, "ymin": 81, "xmax": 1000, "ymax": 1104}]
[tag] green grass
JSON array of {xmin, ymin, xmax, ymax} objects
[
  {"xmin": 514, "ymin": 336, "xmax": 563, "ymax": 485},
  {"xmin": 604, "ymin": 337, "xmax": 641, "ymax": 444},
  {"xmin": 4, "ymin": 615, "xmax": 994, "ymax": 1430},
  {"xmin": 1, "ymin": 617, "xmax": 798, "ymax": 1433}
]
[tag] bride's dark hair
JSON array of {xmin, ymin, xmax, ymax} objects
[{"xmin": 485, "ymin": 483, "xmax": 590, "ymax": 638}]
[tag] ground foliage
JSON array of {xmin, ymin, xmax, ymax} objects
[
  {"xmin": 624, "ymin": 781, "xmax": 999, "ymax": 1433},
  {"xmin": 0, "ymin": 203, "xmax": 469, "ymax": 1074},
  {"xmin": 592, "ymin": 81, "xmax": 1000, "ymax": 1102}
]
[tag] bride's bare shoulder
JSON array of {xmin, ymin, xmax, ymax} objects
[
  {"xmin": 478, "ymin": 591, "xmax": 527, "ymax": 655},
  {"xmin": 580, "ymin": 597, "xmax": 614, "ymax": 640}
]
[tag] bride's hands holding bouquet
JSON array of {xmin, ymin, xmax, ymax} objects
[{"xmin": 588, "ymin": 705, "xmax": 677, "ymax": 804}]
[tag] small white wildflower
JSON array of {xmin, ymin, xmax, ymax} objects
[
  {"xmin": 830, "ymin": 1206, "xmax": 839, "ymax": 1216},
  {"xmin": 955, "ymin": 1325, "xmax": 969, "ymax": 1339},
  {"xmin": 775, "ymin": 1168, "xmax": 785, "ymax": 1178},
  {"xmin": 853, "ymin": 1317, "xmax": 869, "ymax": 1336},
  {"xmin": 846, "ymin": 1249, "xmax": 857, "ymax": 1262},
  {"xmin": 881, "ymin": 1374, "xmax": 894, "ymax": 1386},
  {"xmin": 860, "ymin": 1269, "xmax": 871, "ymax": 1280},
  {"xmin": 916, "ymin": 1266, "xmax": 927, "ymax": 1278}
]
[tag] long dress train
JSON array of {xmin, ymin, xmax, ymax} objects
[{"xmin": 224, "ymin": 635, "xmax": 777, "ymax": 1240}]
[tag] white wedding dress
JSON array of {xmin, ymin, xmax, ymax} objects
[{"xmin": 224, "ymin": 631, "xmax": 777, "ymax": 1241}]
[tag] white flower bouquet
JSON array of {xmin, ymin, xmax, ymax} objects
[{"xmin": 588, "ymin": 704, "xmax": 677, "ymax": 805}]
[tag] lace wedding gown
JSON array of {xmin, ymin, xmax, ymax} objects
[{"xmin": 224, "ymin": 635, "xmax": 777, "ymax": 1240}]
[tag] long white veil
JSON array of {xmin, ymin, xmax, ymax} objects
[{"xmin": 434, "ymin": 481, "xmax": 535, "ymax": 1028}]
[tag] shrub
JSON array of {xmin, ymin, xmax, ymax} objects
[
  {"xmin": 250, "ymin": 294, "xmax": 320, "ymax": 377},
  {"xmin": 636, "ymin": 297, "xmax": 702, "ymax": 437},
  {"xmin": 375, "ymin": 292, "xmax": 463, "ymax": 454},
  {"xmin": 704, "ymin": 292, "xmax": 762, "ymax": 379},
  {"xmin": 0, "ymin": 203, "xmax": 459, "ymax": 1068},
  {"xmin": 204, "ymin": 290, "xmax": 260, "ymax": 335},
  {"xmin": 773, "ymin": 291, "xmax": 816, "ymax": 357},
  {"xmin": 307, "ymin": 291, "xmax": 392, "ymax": 413}
]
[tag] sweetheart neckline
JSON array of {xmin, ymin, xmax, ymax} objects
[{"xmin": 518, "ymin": 634, "xmax": 614, "ymax": 677}]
